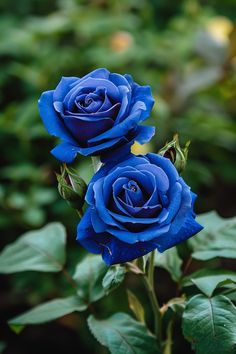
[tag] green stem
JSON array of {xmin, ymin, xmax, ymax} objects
[
  {"xmin": 61, "ymin": 268, "xmax": 78, "ymax": 291},
  {"xmin": 148, "ymin": 249, "xmax": 155, "ymax": 288},
  {"xmin": 77, "ymin": 209, "xmax": 84, "ymax": 219},
  {"xmin": 142, "ymin": 250, "xmax": 162, "ymax": 343},
  {"xmin": 163, "ymin": 319, "xmax": 173, "ymax": 354}
]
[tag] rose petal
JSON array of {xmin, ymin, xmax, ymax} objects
[
  {"xmin": 132, "ymin": 85, "xmax": 155, "ymax": 121},
  {"xmin": 147, "ymin": 153, "xmax": 179, "ymax": 186},
  {"xmin": 77, "ymin": 207, "xmax": 109, "ymax": 254},
  {"xmin": 155, "ymin": 213, "xmax": 203, "ymax": 253},
  {"xmin": 50, "ymin": 142, "xmax": 79, "ymax": 163},
  {"xmin": 62, "ymin": 115, "xmax": 114, "ymax": 146},
  {"xmin": 93, "ymin": 178, "xmax": 126, "ymax": 230},
  {"xmin": 101, "ymin": 236, "xmax": 159, "ymax": 266},
  {"xmin": 87, "ymin": 109, "xmax": 142, "ymax": 143},
  {"xmin": 53, "ymin": 77, "xmax": 78, "ymax": 102},
  {"xmin": 107, "ymin": 222, "xmax": 170, "ymax": 244},
  {"xmin": 38, "ymin": 90, "xmax": 77, "ymax": 145}
]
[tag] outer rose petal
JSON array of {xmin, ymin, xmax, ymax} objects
[
  {"xmin": 51, "ymin": 142, "xmax": 79, "ymax": 163},
  {"xmin": 38, "ymin": 91, "xmax": 77, "ymax": 145},
  {"xmin": 77, "ymin": 207, "xmax": 109, "ymax": 254},
  {"xmin": 154, "ymin": 212, "xmax": 203, "ymax": 252},
  {"xmin": 53, "ymin": 77, "xmax": 78, "ymax": 102},
  {"xmin": 102, "ymin": 236, "xmax": 159, "ymax": 266}
]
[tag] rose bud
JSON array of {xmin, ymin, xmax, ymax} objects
[
  {"xmin": 56, "ymin": 164, "xmax": 87, "ymax": 210},
  {"xmin": 158, "ymin": 134, "xmax": 190, "ymax": 173}
]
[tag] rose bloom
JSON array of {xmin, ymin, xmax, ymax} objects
[
  {"xmin": 38, "ymin": 68, "xmax": 155, "ymax": 163},
  {"xmin": 77, "ymin": 153, "xmax": 203, "ymax": 265}
]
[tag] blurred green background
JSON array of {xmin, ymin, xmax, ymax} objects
[{"xmin": 0, "ymin": 0, "xmax": 236, "ymax": 353}]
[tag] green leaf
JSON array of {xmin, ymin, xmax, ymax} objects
[
  {"xmin": 8, "ymin": 296, "xmax": 87, "ymax": 327},
  {"xmin": 0, "ymin": 341, "xmax": 7, "ymax": 353},
  {"xmin": 9, "ymin": 324, "xmax": 25, "ymax": 334},
  {"xmin": 155, "ymin": 247, "xmax": 183, "ymax": 282},
  {"xmin": 183, "ymin": 269, "xmax": 236, "ymax": 297},
  {"xmin": 73, "ymin": 255, "xmax": 107, "ymax": 304},
  {"xmin": 188, "ymin": 211, "xmax": 236, "ymax": 260},
  {"xmin": 192, "ymin": 249, "xmax": 236, "ymax": 260},
  {"xmin": 182, "ymin": 294, "xmax": 236, "ymax": 354},
  {"xmin": 102, "ymin": 265, "xmax": 126, "ymax": 294},
  {"xmin": 0, "ymin": 223, "xmax": 66, "ymax": 273},
  {"xmin": 87, "ymin": 313, "xmax": 160, "ymax": 354},
  {"xmin": 127, "ymin": 290, "xmax": 145, "ymax": 323}
]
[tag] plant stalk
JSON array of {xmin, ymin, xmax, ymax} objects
[{"xmin": 143, "ymin": 250, "xmax": 162, "ymax": 343}]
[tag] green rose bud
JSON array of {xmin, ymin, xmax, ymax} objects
[
  {"xmin": 158, "ymin": 134, "xmax": 190, "ymax": 173},
  {"xmin": 56, "ymin": 164, "xmax": 87, "ymax": 210}
]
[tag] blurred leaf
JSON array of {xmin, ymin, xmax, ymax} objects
[
  {"xmin": 0, "ymin": 223, "xmax": 66, "ymax": 273},
  {"xmin": 188, "ymin": 211, "xmax": 236, "ymax": 260},
  {"xmin": 87, "ymin": 313, "xmax": 160, "ymax": 354},
  {"xmin": 1, "ymin": 164, "xmax": 42, "ymax": 181},
  {"xmin": 30, "ymin": 188, "xmax": 57, "ymax": 205},
  {"xmin": 155, "ymin": 248, "xmax": 183, "ymax": 282},
  {"xmin": 183, "ymin": 269, "xmax": 236, "ymax": 297},
  {"xmin": 73, "ymin": 255, "xmax": 107, "ymax": 304},
  {"xmin": 194, "ymin": 31, "xmax": 227, "ymax": 65},
  {"xmin": 22, "ymin": 207, "xmax": 45, "ymax": 227},
  {"xmin": 127, "ymin": 290, "xmax": 145, "ymax": 323},
  {"xmin": 182, "ymin": 294, "xmax": 236, "ymax": 354},
  {"xmin": 0, "ymin": 341, "xmax": 7, "ymax": 353},
  {"xmin": 177, "ymin": 66, "xmax": 222, "ymax": 101},
  {"xmin": 102, "ymin": 265, "xmax": 126, "ymax": 294},
  {"xmin": 8, "ymin": 295, "xmax": 87, "ymax": 327}
]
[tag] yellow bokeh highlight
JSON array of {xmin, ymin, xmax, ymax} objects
[
  {"xmin": 110, "ymin": 31, "xmax": 133, "ymax": 52},
  {"xmin": 206, "ymin": 16, "xmax": 233, "ymax": 45},
  {"xmin": 131, "ymin": 141, "xmax": 152, "ymax": 155}
]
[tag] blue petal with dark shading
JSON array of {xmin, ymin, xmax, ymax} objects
[
  {"xmin": 38, "ymin": 90, "xmax": 77, "ymax": 145},
  {"xmin": 155, "ymin": 213, "xmax": 203, "ymax": 253},
  {"xmin": 50, "ymin": 142, "xmax": 80, "ymax": 163},
  {"xmin": 102, "ymin": 236, "xmax": 159, "ymax": 266},
  {"xmin": 77, "ymin": 207, "xmax": 109, "ymax": 254},
  {"xmin": 63, "ymin": 115, "xmax": 114, "ymax": 145},
  {"xmin": 53, "ymin": 77, "xmax": 78, "ymax": 102}
]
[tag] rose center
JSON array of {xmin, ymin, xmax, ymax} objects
[
  {"xmin": 129, "ymin": 184, "xmax": 137, "ymax": 192},
  {"xmin": 120, "ymin": 180, "xmax": 145, "ymax": 207},
  {"xmin": 81, "ymin": 97, "xmax": 93, "ymax": 107}
]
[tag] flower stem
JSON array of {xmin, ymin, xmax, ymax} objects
[
  {"xmin": 148, "ymin": 248, "xmax": 155, "ymax": 288},
  {"xmin": 142, "ymin": 250, "xmax": 162, "ymax": 343},
  {"xmin": 61, "ymin": 268, "xmax": 78, "ymax": 290},
  {"xmin": 163, "ymin": 319, "xmax": 173, "ymax": 354},
  {"xmin": 77, "ymin": 209, "xmax": 84, "ymax": 219}
]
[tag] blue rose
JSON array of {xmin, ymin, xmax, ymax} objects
[
  {"xmin": 77, "ymin": 153, "xmax": 203, "ymax": 265},
  {"xmin": 38, "ymin": 68, "xmax": 155, "ymax": 163}
]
